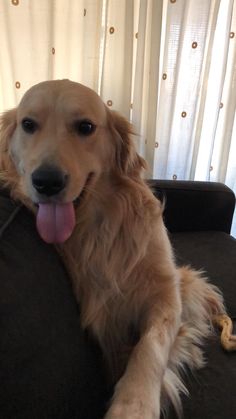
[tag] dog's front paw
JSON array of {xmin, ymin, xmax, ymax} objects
[
  {"xmin": 104, "ymin": 366, "xmax": 160, "ymax": 419},
  {"xmin": 104, "ymin": 399, "xmax": 158, "ymax": 419}
]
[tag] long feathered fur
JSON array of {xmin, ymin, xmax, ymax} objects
[{"xmin": 0, "ymin": 80, "xmax": 226, "ymax": 418}]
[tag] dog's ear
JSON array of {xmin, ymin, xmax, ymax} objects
[
  {"xmin": 107, "ymin": 110, "xmax": 147, "ymax": 177},
  {"xmin": 0, "ymin": 108, "xmax": 18, "ymax": 183}
]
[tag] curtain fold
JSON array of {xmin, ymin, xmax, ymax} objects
[
  {"xmin": 153, "ymin": 0, "xmax": 221, "ymax": 180},
  {"xmin": 100, "ymin": 0, "xmax": 134, "ymax": 118},
  {"xmin": 132, "ymin": 0, "xmax": 163, "ymax": 176},
  {"xmin": 194, "ymin": 0, "xmax": 233, "ymax": 181}
]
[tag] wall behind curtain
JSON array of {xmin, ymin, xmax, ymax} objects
[{"xmin": 0, "ymin": 0, "xmax": 235, "ymax": 235}]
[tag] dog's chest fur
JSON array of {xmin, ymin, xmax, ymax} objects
[{"xmin": 61, "ymin": 182, "xmax": 162, "ymax": 370}]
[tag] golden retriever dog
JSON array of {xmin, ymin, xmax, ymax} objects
[{"xmin": 0, "ymin": 80, "xmax": 225, "ymax": 418}]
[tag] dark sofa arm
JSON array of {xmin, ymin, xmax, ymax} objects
[
  {"xmin": 148, "ymin": 180, "xmax": 235, "ymax": 234},
  {"xmin": 0, "ymin": 188, "xmax": 109, "ymax": 419}
]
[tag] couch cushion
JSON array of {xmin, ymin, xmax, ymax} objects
[
  {"xmin": 171, "ymin": 231, "xmax": 236, "ymax": 317},
  {"xmin": 167, "ymin": 336, "xmax": 236, "ymax": 419},
  {"xmin": 167, "ymin": 231, "xmax": 236, "ymax": 419},
  {"xmin": 0, "ymin": 190, "xmax": 109, "ymax": 419}
]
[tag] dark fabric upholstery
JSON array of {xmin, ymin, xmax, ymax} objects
[
  {"xmin": 0, "ymin": 190, "xmax": 108, "ymax": 419},
  {"xmin": 153, "ymin": 180, "xmax": 236, "ymax": 419},
  {"xmin": 171, "ymin": 231, "xmax": 236, "ymax": 316},
  {"xmin": 148, "ymin": 180, "xmax": 235, "ymax": 234},
  {"xmin": 167, "ymin": 231, "xmax": 236, "ymax": 419},
  {"xmin": 0, "ymin": 180, "xmax": 235, "ymax": 419},
  {"xmin": 167, "ymin": 337, "xmax": 236, "ymax": 419}
]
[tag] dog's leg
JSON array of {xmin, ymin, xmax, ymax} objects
[{"xmin": 104, "ymin": 289, "xmax": 182, "ymax": 419}]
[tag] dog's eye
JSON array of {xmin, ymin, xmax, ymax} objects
[
  {"xmin": 74, "ymin": 120, "xmax": 96, "ymax": 136},
  {"xmin": 22, "ymin": 118, "xmax": 38, "ymax": 134}
]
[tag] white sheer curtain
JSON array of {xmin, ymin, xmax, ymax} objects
[
  {"xmin": 0, "ymin": 0, "xmax": 104, "ymax": 109},
  {"xmin": 153, "ymin": 0, "xmax": 236, "ymax": 235},
  {"xmin": 0, "ymin": 0, "xmax": 235, "ymax": 235}
]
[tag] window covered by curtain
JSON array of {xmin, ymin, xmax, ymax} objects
[{"xmin": 0, "ymin": 0, "xmax": 235, "ymax": 235}]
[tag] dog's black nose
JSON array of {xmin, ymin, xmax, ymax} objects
[{"xmin": 31, "ymin": 165, "xmax": 68, "ymax": 196}]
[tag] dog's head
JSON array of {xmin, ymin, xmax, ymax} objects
[{"xmin": 0, "ymin": 80, "xmax": 146, "ymax": 244}]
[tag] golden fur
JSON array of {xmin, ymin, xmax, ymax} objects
[{"xmin": 0, "ymin": 80, "xmax": 225, "ymax": 418}]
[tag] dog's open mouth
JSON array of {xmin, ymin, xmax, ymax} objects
[{"xmin": 36, "ymin": 173, "xmax": 94, "ymax": 244}]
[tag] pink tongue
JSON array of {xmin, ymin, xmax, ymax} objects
[{"xmin": 36, "ymin": 202, "xmax": 76, "ymax": 244}]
